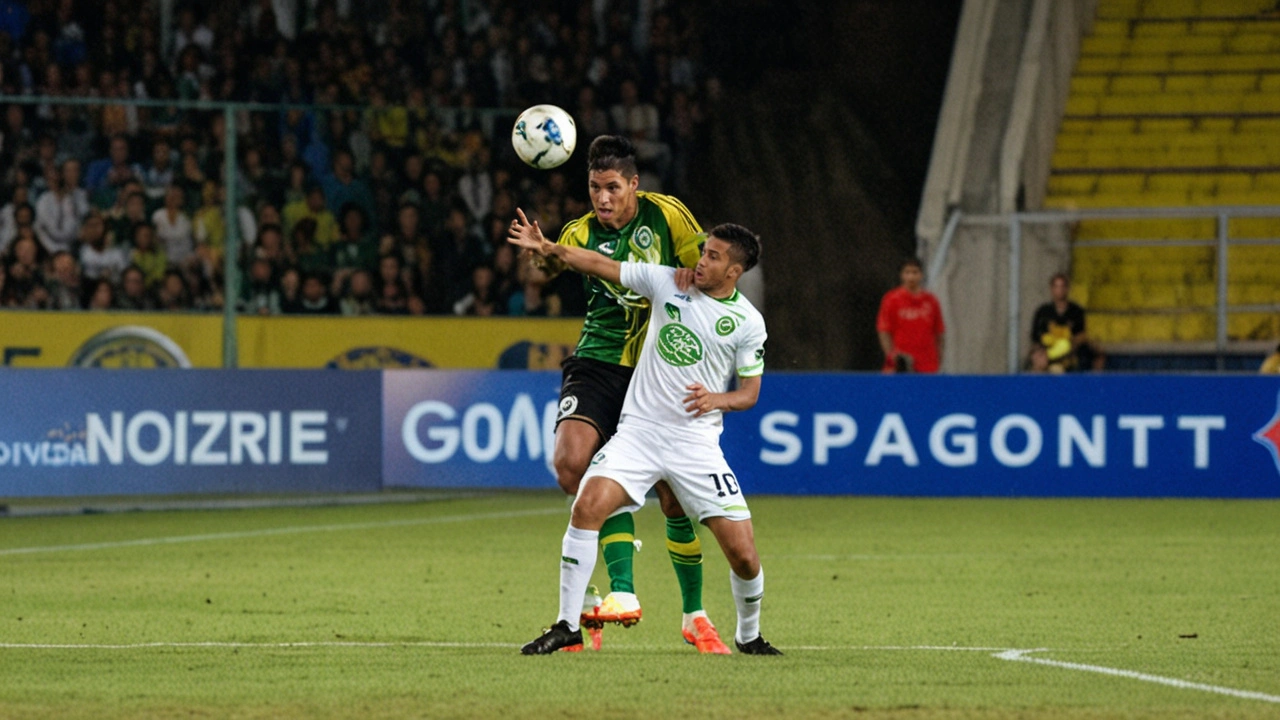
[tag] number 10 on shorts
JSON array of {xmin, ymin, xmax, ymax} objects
[{"xmin": 709, "ymin": 473, "xmax": 740, "ymax": 497}]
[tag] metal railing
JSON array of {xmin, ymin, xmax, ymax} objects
[
  {"xmin": 0, "ymin": 94, "xmax": 512, "ymax": 368},
  {"xmin": 934, "ymin": 205, "xmax": 1280, "ymax": 372}
]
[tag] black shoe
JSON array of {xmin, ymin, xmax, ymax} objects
[
  {"xmin": 521, "ymin": 621, "xmax": 583, "ymax": 655},
  {"xmin": 735, "ymin": 635, "xmax": 783, "ymax": 655}
]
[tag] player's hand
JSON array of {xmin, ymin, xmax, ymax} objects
[
  {"xmin": 674, "ymin": 267, "xmax": 694, "ymax": 291},
  {"xmin": 683, "ymin": 383, "xmax": 719, "ymax": 417},
  {"xmin": 508, "ymin": 208, "xmax": 548, "ymax": 254}
]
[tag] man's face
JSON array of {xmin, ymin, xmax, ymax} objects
[
  {"xmin": 901, "ymin": 265, "xmax": 923, "ymax": 291},
  {"xmin": 1051, "ymin": 277, "xmax": 1069, "ymax": 303},
  {"xmin": 694, "ymin": 236, "xmax": 739, "ymax": 292},
  {"xmin": 588, "ymin": 169, "xmax": 638, "ymax": 229},
  {"xmin": 123, "ymin": 271, "xmax": 144, "ymax": 297},
  {"xmin": 303, "ymin": 278, "xmax": 326, "ymax": 301},
  {"xmin": 307, "ymin": 190, "xmax": 325, "ymax": 213},
  {"xmin": 110, "ymin": 138, "xmax": 128, "ymax": 164}
]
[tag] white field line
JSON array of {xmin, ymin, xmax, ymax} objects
[
  {"xmin": 2, "ymin": 640, "xmax": 1277, "ymax": 704},
  {"xmin": 0, "ymin": 507, "xmax": 563, "ymax": 556},
  {"xmin": 994, "ymin": 649, "xmax": 1280, "ymax": 705}
]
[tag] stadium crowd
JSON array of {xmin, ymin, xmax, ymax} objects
[{"xmin": 0, "ymin": 0, "xmax": 713, "ymax": 315}]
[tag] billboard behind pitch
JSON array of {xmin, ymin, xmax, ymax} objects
[
  {"xmin": 723, "ymin": 374, "xmax": 1280, "ymax": 497},
  {"xmin": 0, "ymin": 370, "xmax": 382, "ymax": 496},
  {"xmin": 382, "ymin": 370, "xmax": 563, "ymax": 489}
]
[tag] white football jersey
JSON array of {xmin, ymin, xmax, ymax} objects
[{"xmin": 617, "ymin": 262, "xmax": 767, "ymax": 436}]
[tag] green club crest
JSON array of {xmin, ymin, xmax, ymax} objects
[
  {"xmin": 715, "ymin": 316, "xmax": 737, "ymax": 336},
  {"xmin": 656, "ymin": 323, "xmax": 704, "ymax": 367},
  {"xmin": 632, "ymin": 226, "xmax": 655, "ymax": 250}
]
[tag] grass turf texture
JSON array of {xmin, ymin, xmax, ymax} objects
[{"xmin": 1, "ymin": 493, "xmax": 1278, "ymax": 719}]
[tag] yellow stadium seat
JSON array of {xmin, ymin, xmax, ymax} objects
[
  {"xmin": 1259, "ymin": 73, "xmax": 1280, "ymax": 93},
  {"xmin": 1091, "ymin": 285, "xmax": 1131, "ymax": 309},
  {"xmin": 1237, "ymin": 118, "xmax": 1280, "ymax": 133},
  {"xmin": 1140, "ymin": 117, "xmax": 1194, "ymax": 133},
  {"xmin": 1165, "ymin": 74, "xmax": 1210, "ymax": 92},
  {"xmin": 1228, "ymin": 313, "xmax": 1279, "ymax": 340},
  {"xmin": 1188, "ymin": 282, "xmax": 1217, "ymax": 307},
  {"xmin": 1143, "ymin": 0, "xmax": 1197, "ymax": 19},
  {"xmin": 1082, "ymin": 36, "xmax": 1128, "ymax": 55},
  {"xmin": 1250, "ymin": 173, "xmax": 1280, "ymax": 190},
  {"xmin": 1190, "ymin": 21, "xmax": 1239, "ymax": 35},
  {"xmin": 1176, "ymin": 313, "xmax": 1215, "ymax": 341},
  {"xmin": 1208, "ymin": 73, "xmax": 1260, "ymax": 92},
  {"xmin": 1199, "ymin": 117, "xmax": 1237, "ymax": 133},
  {"xmin": 1065, "ymin": 95, "xmax": 1101, "ymax": 116},
  {"xmin": 1241, "ymin": 94, "xmax": 1280, "ymax": 113},
  {"xmin": 1131, "ymin": 315, "xmax": 1177, "ymax": 341},
  {"xmin": 1121, "ymin": 55, "xmax": 1172, "ymax": 72},
  {"xmin": 1078, "ymin": 56, "xmax": 1124, "ymax": 73},
  {"xmin": 1071, "ymin": 76, "xmax": 1110, "ymax": 95},
  {"xmin": 1048, "ymin": 174, "xmax": 1098, "ymax": 195},
  {"xmin": 1110, "ymin": 75, "xmax": 1164, "ymax": 93},
  {"xmin": 1093, "ymin": 20, "xmax": 1130, "ymax": 35}
]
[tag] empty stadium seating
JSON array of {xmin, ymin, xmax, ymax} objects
[{"xmin": 1046, "ymin": 0, "xmax": 1280, "ymax": 344}]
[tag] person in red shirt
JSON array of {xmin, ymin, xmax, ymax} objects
[{"xmin": 876, "ymin": 257, "xmax": 945, "ymax": 373}]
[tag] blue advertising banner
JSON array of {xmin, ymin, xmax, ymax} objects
[
  {"xmin": 383, "ymin": 370, "xmax": 562, "ymax": 489},
  {"xmin": 0, "ymin": 370, "xmax": 382, "ymax": 497},
  {"xmin": 722, "ymin": 374, "xmax": 1280, "ymax": 498},
  {"xmin": 383, "ymin": 371, "xmax": 1280, "ymax": 497}
]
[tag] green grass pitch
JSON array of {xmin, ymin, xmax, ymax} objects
[{"xmin": 1, "ymin": 492, "xmax": 1278, "ymax": 719}]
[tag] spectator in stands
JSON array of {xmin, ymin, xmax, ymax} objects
[
  {"xmin": 1027, "ymin": 273, "xmax": 1104, "ymax": 373},
  {"xmin": 284, "ymin": 183, "xmax": 339, "ymax": 250},
  {"xmin": 339, "ymin": 268, "xmax": 377, "ymax": 316},
  {"xmin": 78, "ymin": 212, "xmax": 127, "ymax": 283},
  {"xmin": 278, "ymin": 266, "xmax": 303, "ymax": 314},
  {"xmin": 508, "ymin": 260, "xmax": 561, "ymax": 317},
  {"xmin": 86, "ymin": 277, "xmax": 115, "ymax": 310},
  {"xmin": 435, "ymin": 203, "xmax": 488, "ymax": 306},
  {"xmin": 85, "ymin": 135, "xmax": 141, "ymax": 206},
  {"xmin": 105, "ymin": 186, "xmax": 147, "ymax": 249},
  {"xmin": 252, "ymin": 223, "xmax": 291, "ymax": 273},
  {"xmin": 0, "ymin": 190, "xmax": 33, "ymax": 254},
  {"xmin": 240, "ymin": 257, "xmax": 280, "ymax": 315},
  {"xmin": 376, "ymin": 277, "xmax": 412, "ymax": 315},
  {"xmin": 142, "ymin": 138, "xmax": 176, "ymax": 203},
  {"xmin": 3, "ymin": 232, "xmax": 47, "ymax": 308},
  {"xmin": 130, "ymin": 222, "xmax": 166, "ymax": 290},
  {"xmin": 290, "ymin": 271, "xmax": 338, "ymax": 315},
  {"xmin": 321, "ymin": 148, "xmax": 376, "ymax": 227},
  {"xmin": 1261, "ymin": 344, "xmax": 1280, "ymax": 374},
  {"xmin": 453, "ymin": 262, "xmax": 500, "ymax": 316},
  {"xmin": 877, "ymin": 257, "xmax": 945, "ymax": 373},
  {"xmin": 330, "ymin": 202, "xmax": 379, "ymax": 292},
  {"xmin": 116, "ymin": 265, "xmax": 156, "ymax": 311},
  {"xmin": 34, "ymin": 162, "xmax": 81, "ymax": 255},
  {"xmin": 156, "ymin": 269, "xmax": 194, "ymax": 311},
  {"xmin": 152, "ymin": 184, "xmax": 195, "ymax": 270},
  {"xmin": 44, "ymin": 250, "xmax": 83, "ymax": 310},
  {"xmin": 610, "ymin": 78, "xmax": 671, "ymax": 188}
]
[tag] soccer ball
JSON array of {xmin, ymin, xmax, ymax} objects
[{"xmin": 512, "ymin": 104, "xmax": 577, "ymax": 169}]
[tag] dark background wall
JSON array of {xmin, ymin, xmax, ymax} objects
[{"xmin": 689, "ymin": 0, "xmax": 963, "ymax": 370}]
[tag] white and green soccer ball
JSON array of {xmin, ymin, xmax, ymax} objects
[{"xmin": 511, "ymin": 104, "xmax": 577, "ymax": 169}]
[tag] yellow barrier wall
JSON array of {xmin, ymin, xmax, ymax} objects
[{"xmin": 0, "ymin": 311, "xmax": 582, "ymax": 369}]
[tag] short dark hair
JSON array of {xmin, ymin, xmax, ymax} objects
[
  {"xmin": 708, "ymin": 223, "xmax": 761, "ymax": 273},
  {"xmin": 900, "ymin": 257, "xmax": 923, "ymax": 272},
  {"xmin": 587, "ymin": 135, "xmax": 638, "ymax": 177},
  {"xmin": 1050, "ymin": 272, "xmax": 1070, "ymax": 285}
]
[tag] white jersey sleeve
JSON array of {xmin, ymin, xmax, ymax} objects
[
  {"xmin": 736, "ymin": 324, "xmax": 767, "ymax": 377},
  {"xmin": 618, "ymin": 261, "xmax": 674, "ymax": 300}
]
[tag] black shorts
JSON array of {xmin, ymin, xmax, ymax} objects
[{"xmin": 557, "ymin": 355, "xmax": 634, "ymax": 442}]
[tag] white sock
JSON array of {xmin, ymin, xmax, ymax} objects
[
  {"xmin": 682, "ymin": 609, "xmax": 709, "ymax": 632},
  {"xmin": 557, "ymin": 525, "xmax": 599, "ymax": 631},
  {"xmin": 730, "ymin": 568, "xmax": 764, "ymax": 645}
]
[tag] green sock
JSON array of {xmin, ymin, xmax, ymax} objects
[
  {"xmin": 599, "ymin": 512, "xmax": 635, "ymax": 594},
  {"xmin": 665, "ymin": 515, "xmax": 703, "ymax": 613}
]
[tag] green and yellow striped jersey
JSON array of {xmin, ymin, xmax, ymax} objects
[{"xmin": 557, "ymin": 191, "xmax": 703, "ymax": 367}]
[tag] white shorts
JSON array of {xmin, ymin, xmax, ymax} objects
[{"xmin": 582, "ymin": 419, "xmax": 751, "ymax": 522}]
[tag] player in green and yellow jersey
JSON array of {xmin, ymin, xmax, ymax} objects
[{"xmin": 526, "ymin": 135, "xmax": 729, "ymax": 653}]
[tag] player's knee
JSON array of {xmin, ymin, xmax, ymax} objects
[{"xmin": 553, "ymin": 453, "xmax": 587, "ymax": 496}]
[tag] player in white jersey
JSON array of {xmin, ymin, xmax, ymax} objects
[{"xmin": 507, "ymin": 211, "xmax": 781, "ymax": 656}]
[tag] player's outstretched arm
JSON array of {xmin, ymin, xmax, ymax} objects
[
  {"xmin": 682, "ymin": 375, "xmax": 762, "ymax": 418},
  {"xmin": 508, "ymin": 208, "xmax": 622, "ymax": 285}
]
